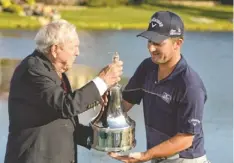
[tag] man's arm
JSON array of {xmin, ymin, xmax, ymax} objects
[
  {"xmin": 75, "ymin": 124, "xmax": 93, "ymax": 149},
  {"xmin": 26, "ymin": 60, "xmax": 122, "ymax": 118},
  {"xmin": 143, "ymin": 86, "xmax": 205, "ymax": 160},
  {"xmin": 121, "ymin": 60, "xmax": 148, "ymax": 110},
  {"xmin": 122, "ymin": 99, "xmax": 134, "ymax": 112},
  {"xmin": 109, "ymin": 133, "xmax": 194, "ymax": 162},
  {"xmin": 143, "ymin": 133, "xmax": 194, "ymax": 160},
  {"xmin": 28, "ymin": 67, "xmax": 102, "ymax": 117}
]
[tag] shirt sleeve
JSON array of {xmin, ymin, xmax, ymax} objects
[
  {"xmin": 122, "ymin": 60, "xmax": 147, "ymax": 105},
  {"xmin": 177, "ymin": 87, "xmax": 207, "ymax": 134},
  {"xmin": 92, "ymin": 76, "xmax": 108, "ymax": 96}
]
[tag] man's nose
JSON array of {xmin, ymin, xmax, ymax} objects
[
  {"xmin": 148, "ymin": 44, "xmax": 156, "ymax": 52},
  {"xmin": 75, "ymin": 50, "xmax": 79, "ymax": 56}
]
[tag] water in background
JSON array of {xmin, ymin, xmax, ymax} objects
[{"xmin": 0, "ymin": 30, "xmax": 233, "ymax": 163}]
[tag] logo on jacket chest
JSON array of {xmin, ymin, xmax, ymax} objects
[
  {"xmin": 143, "ymin": 89, "xmax": 172, "ymax": 104},
  {"xmin": 160, "ymin": 92, "xmax": 172, "ymax": 104}
]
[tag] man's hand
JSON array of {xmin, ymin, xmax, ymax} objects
[
  {"xmin": 98, "ymin": 60, "xmax": 123, "ymax": 88},
  {"xmin": 108, "ymin": 152, "xmax": 149, "ymax": 163}
]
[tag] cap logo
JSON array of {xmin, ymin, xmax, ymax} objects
[
  {"xmin": 169, "ymin": 28, "xmax": 181, "ymax": 36},
  {"xmin": 150, "ymin": 17, "xmax": 163, "ymax": 28}
]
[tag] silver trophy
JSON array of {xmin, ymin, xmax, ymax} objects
[{"xmin": 90, "ymin": 52, "xmax": 136, "ymax": 152}]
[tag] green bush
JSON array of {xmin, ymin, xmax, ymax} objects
[
  {"xmin": 87, "ymin": 0, "xmax": 128, "ymax": 7},
  {"xmin": 26, "ymin": 0, "xmax": 36, "ymax": 5},
  {"xmin": 128, "ymin": 0, "xmax": 145, "ymax": 5},
  {"xmin": 8, "ymin": 4, "xmax": 25, "ymax": 16},
  {"xmin": 36, "ymin": 0, "xmax": 78, "ymax": 5},
  {"xmin": 0, "ymin": 0, "xmax": 12, "ymax": 8}
]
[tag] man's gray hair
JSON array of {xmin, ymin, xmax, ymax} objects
[{"xmin": 34, "ymin": 19, "xmax": 78, "ymax": 54}]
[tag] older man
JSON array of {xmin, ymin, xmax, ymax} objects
[{"xmin": 4, "ymin": 19, "xmax": 123, "ymax": 163}]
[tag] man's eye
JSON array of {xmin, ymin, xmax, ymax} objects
[{"xmin": 148, "ymin": 40, "xmax": 161, "ymax": 46}]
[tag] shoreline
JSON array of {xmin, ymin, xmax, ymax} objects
[
  {"xmin": 0, "ymin": 3, "xmax": 232, "ymax": 32},
  {"xmin": 0, "ymin": 24, "xmax": 232, "ymax": 32}
]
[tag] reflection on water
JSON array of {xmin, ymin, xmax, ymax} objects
[
  {"xmin": 0, "ymin": 58, "xmax": 128, "ymax": 99},
  {"xmin": 0, "ymin": 58, "xmax": 96, "ymax": 97},
  {"xmin": 0, "ymin": 59, "xmax": 19, "ymax": 94},
  {"xmin": 0, "ymin": 30, "xmax": 36, "ymax": 39}
]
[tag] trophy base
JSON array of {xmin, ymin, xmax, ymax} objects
[
  {"xmin": 91, "ymin": 125, "xmax": 136, "ymax": 152},
  {"xmin": 92, "ymin": 139, "xmax": 136, "ymax": 152}
]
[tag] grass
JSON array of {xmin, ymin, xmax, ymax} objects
[
  {"xmin": 0, "ymin": 12, "xmax": 41, "ymax": 29},
  {"xmin": 0, "ymin": 2, "xmax": 232, "ymax": 31}
]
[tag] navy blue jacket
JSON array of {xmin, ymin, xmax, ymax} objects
[{"xmin": 123, "ymin": 56, "xmax": 207, "ymax": 158}]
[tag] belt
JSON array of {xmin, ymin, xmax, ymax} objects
[{"xmin": 152, "ymin": 154, "xmax": 180, "ymax": 163}]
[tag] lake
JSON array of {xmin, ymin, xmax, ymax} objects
[{"xmin": 0, "ymin": 29, "xmax": 233, "ymax": 163}]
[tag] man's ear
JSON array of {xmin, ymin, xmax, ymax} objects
[
  {"xmin": 174, "ymin": 39, "xmax": 184, "ymax": 50},
  {"xmin": 50, "ymin": 45, "xmax": 58, "ymax": 59}
]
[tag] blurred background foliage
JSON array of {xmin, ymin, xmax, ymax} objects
[
  {"xmin": 38, "ymin": 0, "xmax": 233, "ymax": 6},
  {"xmin": 1, "ymin": 0, "xmax": 233, "ymax": 7},
  {"xmin": 0, "ymin": 0, "xmax": 232, "ymax": 30}
]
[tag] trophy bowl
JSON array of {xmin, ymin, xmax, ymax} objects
[{"xmin": 90, "ymin": 84, "xmax": 136, "ymax": 152}]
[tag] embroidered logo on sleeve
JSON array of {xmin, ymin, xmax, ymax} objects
[{"xmin": 188, "ymin": 119, "xmax": 201, "ymax": 126}]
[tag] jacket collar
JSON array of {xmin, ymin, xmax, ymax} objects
[
  {"xmin": 153, "ymin": 54, "xmax": 188, "ymax": 83},
  {"xmin": 33, "ymin": 50, "xmax": 54, "ymax": 71},
  {"xmin": 165, "ymin": 55, "xmax": 187, "ymax": 81}
]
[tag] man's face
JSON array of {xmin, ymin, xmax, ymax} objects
[
  {"xmin": 52, "ymin": 37, "xmax": 79, "ymax": 73},
  {"xmin": 147, "ymin": 38, "xmax": 176, "ymax": 64}
]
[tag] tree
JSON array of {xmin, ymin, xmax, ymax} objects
[{"xmin": 220, "ymin": 0, "xmax": 233, "ymax": 5}]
